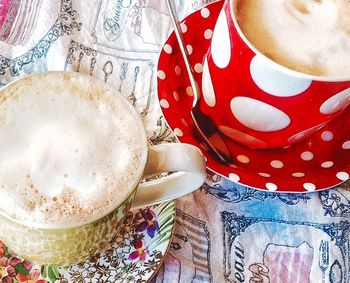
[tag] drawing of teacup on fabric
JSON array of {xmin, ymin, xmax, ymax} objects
[{"xmin": 0, "ymin": 0, "xmax": 43, "ymax": 45}]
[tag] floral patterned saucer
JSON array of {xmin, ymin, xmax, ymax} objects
[{"xmin": 0, "ymin": 201, "xmax": 175, "ymax": 283}]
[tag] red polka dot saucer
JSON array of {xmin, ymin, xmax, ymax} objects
[{"xmin": 157, "ymin": 1, "xmax": 350, "ymax": 193}]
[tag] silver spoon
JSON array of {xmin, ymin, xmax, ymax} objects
[{"xmin": 165, "ymin": 0, "xmax": 233, "ymax": 165}]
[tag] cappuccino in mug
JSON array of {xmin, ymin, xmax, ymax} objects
[
  {"xmin": 201, "ymin": 0, "xmax": 350, "ymax": 149},
  {"xmin": 0, "ymin": 73, "xmax": 146, "ymax": 228},
  {"xmin": 0, "ymin": 72, "xmax": 206, "ymax": 265},
  {"xmin": 236, "ymin": 0, "xmax": 350, "ymax": 77}
]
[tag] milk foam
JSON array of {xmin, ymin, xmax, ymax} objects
[
  {"xmin": 0, "ymin": 73, "xmax": 147, "ymax": 228},
  {"xmin": 236, "ymin": 0, "xmax": 350, "ymax": 78}
]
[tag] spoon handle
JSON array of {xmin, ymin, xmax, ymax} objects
[
  {"xmin": 165, "ymin": 1, "xmax": 234, "ymax": 165},
  {"xmin": 165, "ymin": 0, "xmax": 200, "ymax": 107}
]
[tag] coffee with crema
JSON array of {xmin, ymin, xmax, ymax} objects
[
  {"xmin": 235, "ymin": 0, "xmax": 350, "ymax": 77},
  {"xmin": 0, "ymin": 72, "xmax": 147, "ymax": 228}
]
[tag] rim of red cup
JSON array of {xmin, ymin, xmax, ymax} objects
[{"xmin": 230, "ymin": 0, "xmax": 350, "ymax": 83}]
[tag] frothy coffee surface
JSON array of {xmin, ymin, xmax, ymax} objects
[
  {"xmin": 236, "ymin": 0, "xmax": 350, "ymax": 77},
  {"xmin": 0, "ymin": 72, "xmax": 147, "ymax": 228}
]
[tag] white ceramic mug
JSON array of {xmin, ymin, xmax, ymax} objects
[{"xmin": 0, "ymin": 71, "xmax": 207, "ymax": 266}]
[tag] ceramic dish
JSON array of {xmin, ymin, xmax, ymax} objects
[{"xmin": 157, "ymin": 1, "xmax": 350, "ymax": 192}]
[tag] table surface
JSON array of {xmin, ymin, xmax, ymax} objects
[{"xmin": 0, "ymin": 1, "xmax": 349, "ymax": 282}]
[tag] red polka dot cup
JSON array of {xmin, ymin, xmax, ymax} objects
[{"xmin": 200, "ymin": 0, "xmax": 350, "ymax": 149}]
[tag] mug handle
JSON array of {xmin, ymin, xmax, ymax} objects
[{"xmin": 131, "ymin": 143, "xmax": 206, "ymax": 209}]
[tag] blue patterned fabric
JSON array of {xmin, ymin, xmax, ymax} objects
[{"xmin": 0, "ymin": 1, "xmax": 348, "ymax": 282}]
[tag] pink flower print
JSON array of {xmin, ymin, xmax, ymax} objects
[
  {"xmin": 0, "ymin": 257, "xmax": 9, "ymax": 267},
  {"xmin": 2, "ymin": 276, "xmax": 12, "ymax": 283},
  {"xmin": 1, "ymin": 264, "xmax": 16, "ymax": 283},
  {"xmin": 0, "ymin": 255, "xmax": 44, "ymax": 283},
  {"xmin": 9, "ymin": 257, "xmax": 22, "ymax": 267},
  {"xmin": 128, "ymin": 239, "xmax": 149, "ymax": 262},
  {"xmin": 137, "ymin": 210, "xmax": 159, "ymax": 238},
  {"xmin": 6, "ymin": 265, "xmax": 16, "ymax": 277}
]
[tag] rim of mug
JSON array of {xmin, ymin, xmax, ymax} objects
[
  {"xmin": 230, "ymin": 0, "xmax": 350, "ymax": 83},
  {"xmin": 0, "ymin": 71, "xmax": 149, "ymax": 230}
]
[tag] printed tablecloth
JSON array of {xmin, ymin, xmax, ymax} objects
[{"xmin": 0, "ymin": 0, "xmax": 349, "ymax": 282}]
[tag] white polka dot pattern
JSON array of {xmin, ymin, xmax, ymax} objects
[
  {"xmin": 230, "ymin": 97, "xmax": 291, "ymax": 132},
  {"xmin": 160, "ymin": 99, "xmax": 169, "ymax": 109},
  {"xmin": 202, "ymin": 58, "xmax": 216, "ymax": 107},
  {"xmin": 229, "ymin": 173, "xmax": 240, "ymax": 182},
  {"xmin": 321, "ymin": 161, "xmax": 334, "ymax": 168},
  {"xmin": 173, "ymin": 91, "xmax": 179, "ymax": 101},
  {"xmin": 270, "ymin": 160, "xmax": 284, "ymax": 169},
  {"xmin": 301, "ymin": 151, "xmax": 314, "ymax": 161},
  {"xmin": 186, "ymin": 45, "xmax": 193, "ymax": 55},
  {"xmin": 342, "ymin": 141, "xmax": 350, "ymax": 149},
  {"xmin": 157, "ymin": 70, "xmax": 166, "ymax": 80},
  {"xmin": 164, "ymin": 44, "xmax": 173, "ymax": 54},
  {"xmin": 194, "ymin": 63, "xmax": 203, "ymax": 73},
  {"xmin": 186, "ymin": 86, "xmax": 193, "ymax": 96},
  {"xmin": 237, "ymin": 155, "xmax": 250, "ymax": 164},
  {"xmin": 157, "ymin": 1, "xmax": 350, "ymax": 193},
  {"xmin": 210, "ymin": 9, "xmax": 231, "ymax": 68},
  {"xmin": 174, "ymin": 128, "xmax": 184, "ymax": 137},
  {"xmin": 250, "ymin": 56, "xmax": 312, "ymax": 97},
  {"xmin": 337, "ymin": 172, "xmax": 349, "ymax": 181},
  {"xmin": 292, "ymin": 173, "xmax": 305, "ymax": 178},
  {"xmin": 266, "ymin": 183, "xmax": 278, "ymax": 191},
  {"xmin": 201, "ymin": 7, "xmax": 210, "ymax": 18},
  {"xmin": 304, "ymin": 183, "xmax": 316, "ymax": 192},
  {"xmin": 320, "ymin": 88, "xmax": 350, "ymax": 114},
  {"xmin": 180, "ymin": 23, "xmax": 187, "ymax": 33},
  {"xmin": 321, "ymin": 131, "xmax": 334, "ymax": 141},
  {"xmin": 259, "ymin": 173, "xmax": 271, "ymax": 178},
  {"xmin": 204, "ymin": 29, "xmax": 213, "ymax": 39}
]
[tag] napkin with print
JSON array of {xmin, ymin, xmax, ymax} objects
[
  {"xmin": 0, "ymin": 1, "xmax": 349, "ymax": 283},
  {"xmin": 153, "ymin": 172, "xmax": 350, "ymax": 283}
]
